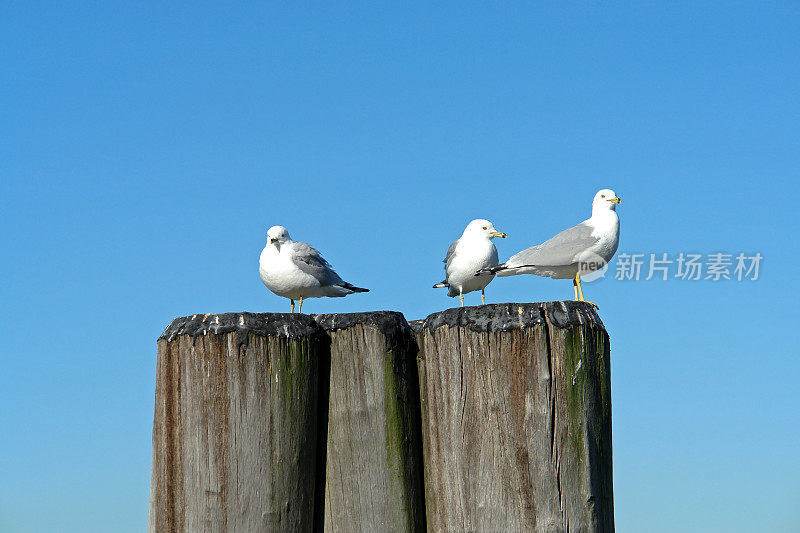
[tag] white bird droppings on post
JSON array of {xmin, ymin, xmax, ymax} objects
[{"xmin": 572, "ymin": 359, "xmax": 583, "ymax": 385}]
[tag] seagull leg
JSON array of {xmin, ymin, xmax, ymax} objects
[
  {"xmin": 481, "ymin": 289, "xmax": 486, "ymax": 305},
  {"xmin": 290, "ymin": 299, "xmax": 295, "ymax": 313},
  {"xmin": 459, "ymin": 291, "xmax": 464, "ymax": 307},
  {"xmin": 574, "ymin": 273, "xmax": 598, "ymax": 309},
  {"xmin": 573, "ymin": 276, "xmax": 580, "ymax": 300},
  {"xmin": 299, "ymin": 296, "xmax": 304, "ymax": 313}
]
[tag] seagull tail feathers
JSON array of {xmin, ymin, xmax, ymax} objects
[
  {"xmin": 340, "ymin": 282, "xmax": 369, "ymax": 293},
  {"xmin": 475, "ymin": 264, "xmax": 506, "ymax": 276}
]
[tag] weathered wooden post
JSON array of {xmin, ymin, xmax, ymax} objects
[
  {"xmin": 150, "ymin": 305, "xmax": 613, "ymax": 532},
  {"xmin": 314, "ymin": 312, "xmax": 426, "ymax": 532},
  {"xmin": 149, "ymin": 313, "xmax": 326, "ymax": 532},
  {"xmin": 412, "ymin": 302, "xmax": 614, "ymax": 532}
]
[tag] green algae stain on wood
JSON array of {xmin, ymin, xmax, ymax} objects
[
  {"xmin": 563, "ymin": 326, "xmax": 588, "ymax": 471},
  {"xmin": 595, "ymin": 329, "xmax": 611, "ymax": 419},
  {"xmin": 318, "ymin": 314, "xmax": 426, "ymax": 533},
  {"xmin": 383, "ymin": 347, "xmax": 408, "ymax": 514}
]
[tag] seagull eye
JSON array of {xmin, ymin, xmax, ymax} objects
[
  {"xmin": 482, "ymin": 226, "xmax": 487, "ymax": 230},
  {"xmin": 601, "ymin": 194, "xmax": 606, "ymax": 198}
]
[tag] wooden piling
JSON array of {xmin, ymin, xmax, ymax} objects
[
  {"xmin": 314, "ymin": 312, "xmax": 426, "ymax": 532},
  {"xmin": 149, "ymin": 304, "xmax": 614, "ymax": 532},
  {"xmin": 148, "ymin": 313, "xmax": 326, "ymax": 532},
  {"xmin": 412, "ymin": 302, "xmax": 614, "ymax": 532}
]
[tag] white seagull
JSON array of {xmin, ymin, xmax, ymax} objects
[
  {"xmin": 259, "ymin": 225, "xmax": 369, "ymax": 313},
  {"xmin": 433, "ymin": 219, "xmax": 507, "ymax": 306},
  {"xmin": 480, "ymin": 189, "xmax": 621, "ymax": 306}
]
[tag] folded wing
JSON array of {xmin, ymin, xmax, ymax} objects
[
  {"xmin": 506, "ymin": 223, "xmax": 598, "ymax": 268},
  {"xmin": 292, "ymin": 242, "xmax": 345, "ymax": 287}
]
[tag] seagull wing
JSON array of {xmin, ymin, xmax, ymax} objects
[
  {"xmin": 291, "ymin": 242, "xmax": 344, "ymax": 286},
  {"xmin": 506, "ymin": 222, "xmax": 599, "ymax": 268},
  {"xmin": 443, "ymin": 238, "xmax": 460, "ymax": 273}
]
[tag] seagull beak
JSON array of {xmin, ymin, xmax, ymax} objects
[
  {"xmin": 490, "ymin": 231, "xmax": 508, "ymax": 238},
  {"xmin": 609, "ymin": 197, "xmax": 621, "ymax": 204},
  {"xmin": 269, "ymin": 238, "xmax": 278, "ymax": 244}
]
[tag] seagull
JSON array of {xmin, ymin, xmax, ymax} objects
[
  {"xmin": 259, "ymin": 225, "xmax": 369, "ymax": 313},
  {"xmin": 433, "ymin": 219, "xmax": 507, "ymax": 306},
  {"xmin": 479, "ymin": 189, "xmax": 621, "ymax": 306}
]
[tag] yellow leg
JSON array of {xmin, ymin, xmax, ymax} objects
[
  {"xmin": 459, "ymin": 292, "xmax": 464, "ymax": 307},
  {"xmin": 481, "ymin": 289, "xmax": 486, "ymax": 305},
  {"xmin": 290, "ymin": 299, "xmax": 295, "ymax": 313},
  {"xmin": 574, "ymin": 272, "xmax": 598, "ymax": 308},
  {"xmin": 573, "ymin": 277, "xmax": 579, "ymax": 300},
  {"xmin": 299, "ymin": 296, "xmax": 304, "ymax": 313}
]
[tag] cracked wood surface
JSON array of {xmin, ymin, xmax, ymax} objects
[{"xmin": 412, "ymin": 302, "xmax": 614, "ymax": 533}]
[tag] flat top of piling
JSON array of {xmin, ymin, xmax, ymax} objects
[
  {"xmin": 312, "ymin": 311, "xmax": 409, "ymax": 332},
  {"xmin": 159, "ymin": 303, "xmax": 603, "ymax": 342},
  {"xmin": 312, "ymin": 311, "xmax": 415, "ymax": 348},
  {"xmin": 412, "ymin": 301, "xmax": 605, "ymax": 333},
  {"xmin": 159, "ymin": 312, "xmax": 323, "ymax": 342}
]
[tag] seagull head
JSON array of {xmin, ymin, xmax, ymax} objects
[
  {"xmin": 463, "ymin": 219, "xmax": 507, "ymax": 240},
  {"xmin": 267, "ymin": 225, "xmax": 292, "ymax": 247},
  {"xmin": 592, "ymin": 189, "xmax": 622, "ymax": 212}
]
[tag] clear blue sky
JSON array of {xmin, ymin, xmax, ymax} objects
[{"xmin": 2, "ymin": 2, "xmax": 798, "ymax": 531}]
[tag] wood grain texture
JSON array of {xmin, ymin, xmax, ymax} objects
[
  {"xmin": 412, "ymin": 302, "xmax": 614, "ymax": 533},
  {"xmin": 314, "ymin": 312, "xmax": 426, "ymax": 533},
  {"xmin": 149, "ymin": 313, "xmax": 326, "ymax": 532}
]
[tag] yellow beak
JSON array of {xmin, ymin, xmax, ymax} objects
[
  {"xmin": 490, "ymin": 231, "xmax": 508, "ymax": 238},
  {"xmin": 270, "ymin": 238, "xmax": 278, "ymax": 244},
  {"xmin": 609, "ymin": 197, "xmax": 622, "ymax": 204}
]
